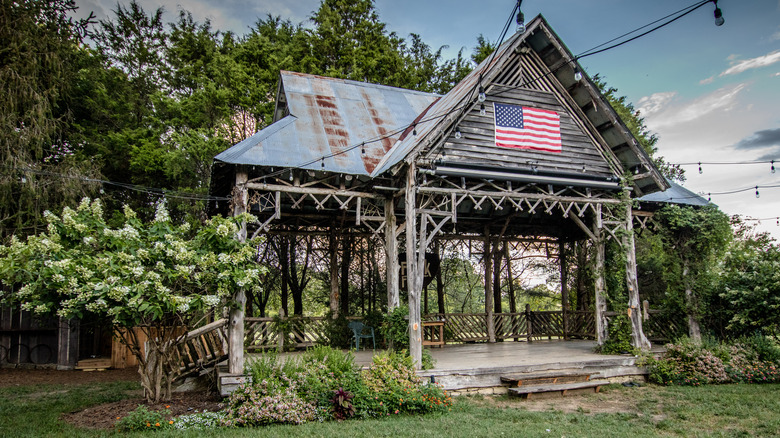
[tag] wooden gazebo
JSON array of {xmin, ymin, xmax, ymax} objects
[{"xmin": 209, "ymin": 15, "xmax": 669, "ymax": 371}]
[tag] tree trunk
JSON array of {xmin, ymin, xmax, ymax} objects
[
  {"xmin": 484, "ymin": 229, "xmax": 495, "ymax": 343},
  {"xmin": 340, "ymin": 235, "xmax": 352, "ymax": 316},
  {"xmin": 683, "ymin": 258, "xmax": 702, "ymax": 343}
]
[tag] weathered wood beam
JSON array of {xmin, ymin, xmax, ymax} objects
[
  {"xmin": 593, "ymin": 205, "xmax": 607, "ymax": 345},
  {"xmin": 385, "ymin": 196, "xmax": 400, "ymax": 310},
  {"xmin": 484, "ymin": 226, "xmax": 496, "ymax": 343},
  {"xmin": 329, "ymin": 228, "xmax": 339, "ymax": 317},
  {"xmin": 417, "ymin": 186, "xmax": 622, "ymax": 205},
  {"xmin": 624, "ymin": 204, "xmax": 651, "ymax": 350},
  {"xmin": 405, "ymin": 163, "xmax": 423, "ymax": 368},
  {"xmin": 229, "ymin": 167, "xmax": 248, "ymax": 374},
  {"xmin": 246, "ymin": 182, "xmax": 382, "ymax": 199}
]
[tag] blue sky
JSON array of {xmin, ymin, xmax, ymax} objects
[{"xmin": 73, "ymin": 0, "xmax": 780, "ymax": 238}]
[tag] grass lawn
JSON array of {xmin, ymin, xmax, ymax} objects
[{"xmin": 1, "ymin": 380, "xmax": 779, "ymax": 437}]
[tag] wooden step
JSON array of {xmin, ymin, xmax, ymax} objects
[
  {"xmin": 75, "ymin": 358, "xmax": 112, "ymax": 371},
  {"xmin": 501, "ymin": 369, "xmax": 592, "ymax": 387},
  {"xmin": 508, "ymin": 379, "xmax": 610, "ymax": 399}
]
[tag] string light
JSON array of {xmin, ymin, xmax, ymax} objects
[
  {"xmin": 289, "ymin": 170, "xmax": 293, "ymax": 182},
  {"xmin": 361, "ymin": 142, "xmax": 365, "ymax": 154},
  {"xmin": 713, "ymin": 0, "xmax": 725, "ymax": 26},
  {"xmin": 454, "ymin": 127, "xmax": 462, "ymax": 139},
  {"xmin": 772, "ymin": 160, "xmax": 775, "ymax": 174},
  {"xmin": 515, "ymin": 0, "xmax": 525, "ymax": 34},
  {"xmin": 574, "ymin": 68, "xmax": 583, "ymax": 82},
  {"xmin": 321, "ymin": 158, "xmax": 325, "ymax": 168},
  {"xmin": 698, "ymin": 162, "xmax": 702, "ymax": 174},
  {"xmin": 480, "ymin": 103, "xmax": 487, "ymax": 116},
  {"xmin": 478, "ymin": 85, "xmax": 486, "ymax": 103},
  {"xmin": 413, "ymin": 124, "xmax": 417, "ymax": 136},
  {"xmin": 755, "ymin": 186, "xmax": 760, "ymax": 198}
]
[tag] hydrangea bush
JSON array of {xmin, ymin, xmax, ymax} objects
[
  {"xmin": 0, "ymin": 198, "xmax": 266, "ymax": 402},
  {"xmin": 646, "ymin": 335, "xmax": 780, "ymax": 386}
]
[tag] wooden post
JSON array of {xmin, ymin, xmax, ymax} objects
[
  {"xmin": 594, "ymin": 205, "xmax": 608, "ymax": 345},
  {"xmin": 56, "ymin": 317, "xmax": 79, "ymax": 370},
  {"xmin": 229, "ymin": 167, "xmax": 248, "ymax": 374},
  {"xmin": 484, "ymin": 227, "xmax": 496, "ymax": 343},
  {"xmin": 385, "ymin": 196, "xmax": 400, "ymax": 310},
  {"xmin": 329, "ymin": 228, "xmax": 339, "ymax": 318},
  {"xmin": 525, "ymin": 303, "xmax": 533, "ymax": 343},
  {"xmin": 624, "ymin": 205, "xmax": 651, "ymax": 350},
  {"xmin": 435, "ymin": 241, "xmax": 445, "ymax": 315},
  {"xmin": 560, "ymin": 240, "xmax": 569, "ymax": 340},
  {"xmin": 405, "ymin": 163, "xmax": 423, "ymax": 368}
]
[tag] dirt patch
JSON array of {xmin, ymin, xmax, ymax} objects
[
  {"xmin": 473, "ymin": 384, "xmax": 651, "ymax": 415},
  {"xmin": 61, "ymin": 391, "xmax": 224, "ymax": 430},
  {"xmin": 0, "ymin": 367, "xmax": 139, "ymax": 388}
]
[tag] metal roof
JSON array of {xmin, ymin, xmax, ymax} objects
[
  {"xmin": 214, "ymin": 71, "xmax": 439, "ymax": 176},
  {"xmin": 639, "ymin": 180, "xmax": 710, "ymax": 206}
]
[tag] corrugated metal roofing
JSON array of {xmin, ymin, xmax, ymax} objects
[
  {"xmin": 213, "ymin": 71, "xmax": 439, "ymax": 176},
  {"xmin": 639, "ymin": 180, "xmax": 710, "ymax": 206}
]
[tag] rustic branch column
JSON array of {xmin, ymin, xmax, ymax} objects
[
  {"xmin": 560, "ymin": 240, "xmax": 569, "ymax": 340},
  {"xmin": 484, "ymin": 227, "xmax": 496, "ymax": 343},
  {"xmin": 593, "ymin": 205, "xmax": 608, "ymax": 345},
  {"xmin": 404, "ymin": 163, "xmax": 423, "ymax": 368},
  {"xmin": 624, "ymin": 204, "xmax": 651, "ymax": 350},
  {"xmin": 384, "ymin": 196, "xmax": 400, "ymax": 310},
  {"xmin": 229, "ymin": 167, "xmax": 248, "ymax": 374},
  {"xmin": 329, "ymin": 228, "xmax": 339, "ymax": 318}
]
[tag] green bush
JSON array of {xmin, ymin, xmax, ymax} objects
[
  {"xmin": 115, "ymin": 404, "xmax": 172, "ymax": 431},
  {"xmin": 321, "ymin": 312, "xmax": 351, "ymax": 349},
  {"xmin": 381, "ymin": 305, "xmax": 409, "ymax": 350},
  {"xmin": 600, "ymin": 314, "xmax": 636, "ymax": 355}
]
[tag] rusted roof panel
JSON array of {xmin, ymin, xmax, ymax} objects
[{"xmin": 214, "ymin": 71, "xmax": 439, "ymax": 175}]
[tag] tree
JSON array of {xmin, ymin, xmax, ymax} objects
[
  {"xmin": 0, "ymin": 198, "xmax": 265, "ymax": 402},
  {"xmin": 718, "ymin": 224, "xmax": 780, "ymax": 337},
  {"xmin": 0, "ymin": 0, "xmax": 100, "ymax": 238},
  {"xmin": 653, "ymin": 205, "xmax": 731, "ymax": 342}
]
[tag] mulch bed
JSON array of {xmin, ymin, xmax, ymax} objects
[
  {"xmin": 61, "ymin": 391, "xmax": 225, "ymax": 429},
  {"xmin": 0, "ymin": 367, "xmax": 224, "ymax": 430}
]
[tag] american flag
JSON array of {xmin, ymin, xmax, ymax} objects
[{"xmin": 493, "ymin": 103, "xmax": 562, "ymax": 153}]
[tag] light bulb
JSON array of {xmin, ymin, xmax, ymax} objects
[
  {"xmin": 20, "ymin": 176, "xmax": 26, "ymax": 184},
  {"xmin": 516, "ymin": 11, "xmax": 525, "ymax": 34},
  {"xmin": 455, "ymin": 128, "xmax": 462, "ymax": 139},
  {"xmin": 755, "ymin": 186, "xmax": 760, "ymax": 198},
  {"xmin": 771, "ymin": 160, "xmax": 775, "ymax": 174},
  {"xmin": 574, "ymin": 69, "xmax": 583, "ymax": 82},
  {"xmin": 289, "ymin": 170, "xmax": 293, "ymax": 181},
  {"xmin": 413, "ymin": 125, "xmax": 417, "ymax": 136},
  {"xmin": 698, "ymin": 163, "xmax": 703, "ymax": 174},
  {"xmin": 478, "ymin": 86, "xmax": 486, "ymax": 103},
  {"xmin": 321, "ymin": 158, "xmax": 325, "ymax": 168},
  {"xmin": 361, "ymin": 143, "xmax": 365, "ymax": 154},
  {"xmin": 480, "ymin": 103, "xmax": 486, "ymax": 116},
  {"xmin": 707, "ymin": 193, "xmax": 711, "ymax": 202},
  {"xmin": 714, "ymin": 7, "xmax": 725, "ymax": 26}
]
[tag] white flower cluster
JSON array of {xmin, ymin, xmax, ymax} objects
[
  {"xmin": 154, "ymin": 202, "xmax": 170, "ymax": 222},
  {"xmin": 202, "ymin": 295, "xmax": 220, "ymax": 308}
]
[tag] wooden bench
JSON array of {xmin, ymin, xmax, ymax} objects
[
  {"xmin": 422, "ymin": 320, "xmax": 445, "ymax": 348},
  {"xmin": 508, "ymin": 379, "xmax": 610, "ymax": 399}
]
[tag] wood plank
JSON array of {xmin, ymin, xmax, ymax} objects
[{"xmin": 508, "ymin": 379, "xmax": 610, "ymax": 395}]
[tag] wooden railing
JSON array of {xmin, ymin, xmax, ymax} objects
[
  {"xmin": 235, "ymin": 308, "xmax": 680, "ymax": 351},
  {"xmin": 169, "ymin": 318, "xmax": 229, "ymax": 380},
  {"xmin": 643, "ymin": 310, "xmax": 686, "ymax": 343}
]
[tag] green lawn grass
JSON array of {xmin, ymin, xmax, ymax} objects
[{"xmin": 2, "ymin": 381, "xmax": 779, "ymax": 437}]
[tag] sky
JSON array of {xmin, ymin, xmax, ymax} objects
[{"xmin": 71, "ymin": 0, "xmax": 780, "ymax": 239}]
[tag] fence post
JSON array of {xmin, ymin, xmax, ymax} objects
[{"xmin": 525, "ymin": 304, "xmax": 533, "ymax": 343}]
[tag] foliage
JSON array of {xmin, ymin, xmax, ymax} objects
[
  {"xmin": 0, "ymin": 198, "xmax": 265, "ymax": 402},
  {"xmin": 172, "ymin": 411, "xmax": 227, "ymax": 430},
  {"xmin": 321, "ymin": 311, "xmax": 352, "ymax": 349},
  {"xmin": 645, "ymin": 336, "xmax": 780, "ymax": 386},
  {"xmin": 222, "ymin": 378, "xmax": 318, "ymax": 427},
  {"xmin": 718, "ymin": 226, "xmax": 780, "ymax": 337},
  {"xmin": 600, "ymin": 314, "xmax": 636, "ymax": 355},
  {"xmin": 115, "ymin": 404, "xmax": 172, "ymax": 431},
  {"xmin": 330, "ymin": 387, "xmax": 356, "ymax": 420},
  {"xmin": 0, "ymin": 0, "xmax": 101, "ymax": 238},
  {"xmin": 381, "ymin": 305, "xmax": 409, "ymax": 350}
]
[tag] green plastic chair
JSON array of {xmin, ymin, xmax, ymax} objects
[{"xmin": 348, "ymin": 321, "xmax": 375, "ymax": 350}]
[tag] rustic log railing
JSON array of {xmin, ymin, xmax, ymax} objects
[
  {"xmin": 169, "ymin": 318, "xmax": 229, "ymax": 380},
  {"xmin": 235, "ymin": 308, "xmax": 679, "ymax": 351}
]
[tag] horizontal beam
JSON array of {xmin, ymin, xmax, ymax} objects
[
  {"xmin": 246, "ymin": 182, "xmax": 382, "ymax": 199},
  {"xmin": 417, "ymin": 186, "xmax": 622, "ymax": 205}
]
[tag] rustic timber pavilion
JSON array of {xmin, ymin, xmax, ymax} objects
[{"xmin": 208, "ymin": 15, "xmax": 670, "ymax": 375}]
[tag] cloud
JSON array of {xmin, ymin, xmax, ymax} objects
[
  {"xmin": 638, "ymin": 84, "xmax": 746, "ymax": 129},
  {"xmin": 699, "ymin": 76, "xmax": 715, "ymax": 85},
  {"xmin": 636, "ymin": 91, "xmax": 676, "ymax": 117},
  {"xmin": 735, "ymin": 128, "xmax": 780, "ymax": 159},
  {"xmin": 720, "ymin": 50, "xmax": 780, "ymax": 76}
]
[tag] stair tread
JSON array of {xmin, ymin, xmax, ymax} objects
[
  {"xmin": 508, "ymin": 379, "xmax": 611, "ymax": 394},
  {"xmin": 501, "ymin": 369, "xmax": 593, "ymax": 383}
]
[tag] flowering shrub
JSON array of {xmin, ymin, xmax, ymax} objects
[
  {"xmin": 0, "ymin": 198, "xmax": 266, "ymax": 402},
  {"xmin": 647, "ymin": 336, "xmax": 780, "ymax": 386},
  {"xmin": 172, "ymin": 411, "xmax": 227, "ymax": 430},
  {"xmin": 222, "ymin": 378, "xmax": 317, "ymax": 426},
  {"xmin": 115, "ymin": 405, "xmax": 171, "ymax": 431}
]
